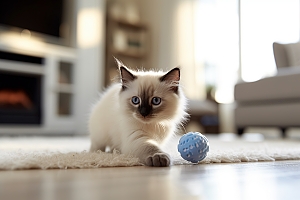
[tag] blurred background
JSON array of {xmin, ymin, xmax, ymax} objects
[{"xmin": 0, "ymin": 0, "xmax": 299, "ymax": 136}]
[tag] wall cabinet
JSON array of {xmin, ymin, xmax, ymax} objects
[{"xmin": 105, "ymin": 14, "xmax": 148, "ymax": 85}]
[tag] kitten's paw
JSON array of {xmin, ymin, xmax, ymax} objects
[{"xmin": 145, "ymin": 153, "xmax": 171, "ymax": 167}]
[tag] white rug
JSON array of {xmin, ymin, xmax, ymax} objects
[{"xmin": 0, "ymin": 135, "xmax": 300, "ymax": 170}]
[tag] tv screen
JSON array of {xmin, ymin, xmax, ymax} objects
[{"xmin": 0, "ymin": 0, "xmax": 64, "ymax": 38}]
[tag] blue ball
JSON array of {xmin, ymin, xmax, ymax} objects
[{"xmin": 178, "ymin": 132, "xmax": 209, "ymax": 163}]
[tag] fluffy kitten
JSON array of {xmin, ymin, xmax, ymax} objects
[{"xmin": 89, "ymin": 60, "xmax": 188, "ymax": 167}]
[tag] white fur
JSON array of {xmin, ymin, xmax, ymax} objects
[{"xmin": 89, "ymin": 67, "xmax": 187, "ymax": 167}]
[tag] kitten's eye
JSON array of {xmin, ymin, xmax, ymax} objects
[
  {"xmin": 152, "ymin": 97, "xmax": 161, "ymax": 105},
  {"xmin": 131, "ymin": 96, "xmax": 140, "ymax": 105}
]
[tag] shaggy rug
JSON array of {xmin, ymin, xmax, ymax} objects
[{"xmin": 0, "ymin": 135, "xmax": 300, "ymax": 170}]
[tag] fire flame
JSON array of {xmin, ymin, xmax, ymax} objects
[{"xmin": 0, "ymin": 90, "xmax": 32, "ymax": 109}]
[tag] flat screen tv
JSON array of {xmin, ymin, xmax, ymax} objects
[{"xmin": 0, "ymin": 0, "xmax": 74, "ymax": 46}]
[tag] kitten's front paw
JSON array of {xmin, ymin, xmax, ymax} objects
[{"xmin": 145, "ymin": 153, "xmax": 171, "ymax": 167}]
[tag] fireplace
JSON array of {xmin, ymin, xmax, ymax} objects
[
  {"xmin": 0, "ymin": 71, "xmax": 42, "ymax": 124},
  {"xmin": 0, "ymin": 25, "xmax": 86, "ymax": 136}
]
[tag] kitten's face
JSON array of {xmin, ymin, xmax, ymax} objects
[{"xmin": 118, "ymin": 64, "xmax": 181, "ymax": 124}]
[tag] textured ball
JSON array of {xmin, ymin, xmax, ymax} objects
[{"xmin": 178, "ymin": 132, "xmax": 209, "ymax": 163}]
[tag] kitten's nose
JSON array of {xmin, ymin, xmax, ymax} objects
[{"xmin": 139, "ymin": 106, "xmax": 150, "ymax": 117}]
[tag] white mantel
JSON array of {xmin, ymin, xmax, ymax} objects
[{"xmin": 0, "ymin": 0, "xmax": 106, "ymax": 135}]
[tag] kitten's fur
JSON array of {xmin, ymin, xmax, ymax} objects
[{"xmin": 89, "ymin": 60, "xmax": 188, "ymax": 167}]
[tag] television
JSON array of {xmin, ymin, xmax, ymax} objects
[{"xmin": 0, "ymin": 0, "xmax": 75, "ymax": 47}]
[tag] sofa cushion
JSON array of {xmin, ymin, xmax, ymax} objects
[
  {"xmin": 273, "ymin": 42, "xmax": 289, "ymax": 68},
  {"xmin": 285, "ymin": 42, "xmax": 300, "ymax": 67},
  {"xmin": 235, "ymin": 101, "xmax": 300, "ymax": 127},
  {"xmin": 235, "ymin": 69, "xmax": 300, "ymax": 102},
  {"xmin": 273, "ymin": 42, "xmax": 300, "ymax": 68}
]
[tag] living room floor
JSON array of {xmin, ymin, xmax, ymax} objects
[{"xmin": 1, "ymin": 160, "xmax": 300, "ymax": 200}]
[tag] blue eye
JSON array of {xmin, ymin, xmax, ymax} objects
[
  {"xmin": 152, "ymin": 97, "xmax": 161, "ymax": 105},
  {"xmin": 131, "ymin": 96, "xmax": 140, "ymax": 105}
]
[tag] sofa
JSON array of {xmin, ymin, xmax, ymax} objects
[{"xmin": 234, "ymin": 42, "xmax": 300, "ymax": 137}]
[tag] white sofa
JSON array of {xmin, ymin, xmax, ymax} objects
[{"xmin": 234, "ymin": 42, "xmax": 300, "ymax": 137}]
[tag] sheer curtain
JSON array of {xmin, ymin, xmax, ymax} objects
[
  {"xmin": 174, "ymin": 0, "xmax": 299, "ymax": 103},
  {"xmin": 240, "ymin": 0, "xmax": 299, "ymax": 82},
  {"xmin": 174, "ymin": 0, "xmax": 239, "ymax": 103},
  {"xmin": 195, "ymin": 0, "xmax": 239, "ymax": 103},
  {"xmin": 174, "ymin": 0, "xmax": 206, "ymax": 100}
]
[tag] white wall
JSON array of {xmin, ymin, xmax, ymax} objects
[
  {"xmin": 139, "ymin": 0, "xmax": 178, "ymax": 71},
  {"xmin": 75, "ymin": 0, "xmax": 106, "ymax": 135},
  {"xmin": 139, "ymin": 0, "xmax": 206, "ymax": 100}
]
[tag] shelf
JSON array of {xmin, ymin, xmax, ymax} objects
[
  {"xmin": 56, "ymin": 60, "xmax": 74, "ymax": 117},
  {"xmin": 55, "ymin": 84, "xmax": 74, "ymax": 93},
  {"xmin": 58, "ymin": 61, "xmax": 73, "ymax": 84},
  {"xmin": 0, "ymin": 60, "xmax": 45, "ymax": 75},
  {"xmin": 105, "ymin": 6, "xmax": 149, "ymax": 86},
  {"xmin": 109, "ymin": 17, "xmax": 147, "ymax": 30},
  {"xmin": 111, "ymin": 48, "xmax": 145, "ymax": 59},
  {"xmin": 57, "ymin": 93, "xmax": 72, "ymax": 116}
]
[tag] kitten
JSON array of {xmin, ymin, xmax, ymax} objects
[{"xmin": 89, "ymin": 59, "xmax": 188, "ymax": 167}]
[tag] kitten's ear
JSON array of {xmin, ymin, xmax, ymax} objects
[
  {"xmin": 115, "ymin": 58, "xmax": 136, "ymax": 89},
  {"xmin": 114, "ymin": 57, "xmax": 124, "ymax": 69},
  {"xmin": 160, "ymin": 67, "xmax": 180, "ymax": 93}
]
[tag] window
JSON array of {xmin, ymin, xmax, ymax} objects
[
  {"xmin": 175, "ymin": 0, "xmax": 299, "ymax": 103},
  {"xmin": 240, "ymin": 0, "xmax": 299, "ymax": 82}
]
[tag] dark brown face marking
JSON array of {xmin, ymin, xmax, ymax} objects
[
  {"xmin": 126, "ymin": 84, "xmax": 166, "ymax": 120},
  {"xmin": 139, "ymin": 90, "xmax": 152, "ymax": 117}
]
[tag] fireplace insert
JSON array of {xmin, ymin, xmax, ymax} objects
[{"xmin": 0, "ymin": 71, "xmax": 42, "ymax": 124}]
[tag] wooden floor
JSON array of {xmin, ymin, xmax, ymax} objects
[{"xmin": 1, "ymin": 160, "xmax": 300, "ymax": 200}]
